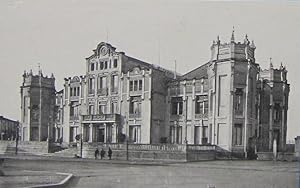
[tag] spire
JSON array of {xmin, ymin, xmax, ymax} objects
[
  {"xmin": 269, "ymin": 57, "xmax": 273, "ymax": 69},
  {"xmin": 244, "ymin": 34, "xmax": 250, "ymax": 45},
  {"xmin": 280, "ymin": 62, "xmax": 284, "ymax": 70},
  {"xmin": 216, "ymin": 35, "xmax": 220, "ymax": 45},
  {"xmin": 250, "ymin": 40, "xmax": 256, "ymax": 49},
  {"xmin": 231, "ymin": 26, "xmax": 235, "ymax": 43}
]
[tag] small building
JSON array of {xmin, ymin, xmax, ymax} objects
[{"xmin": 0, "ymin": 116, "xmax": 19, "ymax": 141}]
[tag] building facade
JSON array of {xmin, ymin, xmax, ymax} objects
[
  {"xmin": 21, "ymin": 32, "xmax": 290, "ymax": 156},
  {"xmin": 0, "ymin": 115, "xmax": 19, "ymax": 141}
]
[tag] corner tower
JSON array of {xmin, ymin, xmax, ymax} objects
[
  {"xmin": 20, "ymin": 70, "xmax": 56, "ymax": 141},
  {"xmin": 207, "ymin": 31, "xmax": 259, "ymax": 157}
]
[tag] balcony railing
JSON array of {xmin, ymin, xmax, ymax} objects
[
  {"xmin": 111, "ymin": 87, "xmax": 118, "ymax": 94},
  {"xmin": 69, "ymin": 116, "xmax": 79, "ymax": 121},
  {"xmin": 195, "ymin": 113, "xmax": 208, "ymax": 119},
  {"xmin": 129, "ymin": 113, "xmax": 141, "ymax": 119},
  {"xmin": 82, "ymin": 114, "xmax": 120, "ymax": 122},
  {"xmin": 97, "ymin": 88, "xmax": 108, "ymax": 96}
]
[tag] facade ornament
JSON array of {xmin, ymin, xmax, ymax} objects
[{"xmin": 231, "ymin": 26, "xmax": 235, "ymax": 43}]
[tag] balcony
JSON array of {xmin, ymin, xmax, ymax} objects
[
  {"xmin": 111, "ymin": 87, "xmax": 118, "ymax": 94},
  {"xmin": 97, "ymin": 88, "xmax": 108, "ymax": 96},
  {"xmin": 88, "ymin": 89, "xmax": 95, "ymax": 95},
  {"xmin": 69, "ymin": 116, "xmax": 79, "ymax": 122},
  {"xmin": 82, "ymin": 114, "xmax": 120, "ymax": 122}
]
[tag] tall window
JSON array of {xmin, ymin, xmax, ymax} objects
[
  {"xmin": 104, "ymin": 61, "xmax": 108, "ymax": 69},
  {"xmin": 234, "ymin": 124, "xmax": 243, "ymax": 145},
  {"xmin": 88, "ymin": 78, "xmax": 95, "ymax": 94},
  {"xmin": 88, "ymin": 105, "xmax": 94, "ymax": 115},
  {"xmin": 202, "ymin": 126, "xmax": 208, "ymax": 144},
  {"xmin": 195, "ymin": 95, "xmax": 208, "ymax": 115},
  {"xmin": 111, "ymin": 102, "xmax": 118, "ymax": 114},
  {"xmin": 235, "ymin": 88, "xmax": 244, "ymax": 116},
  {"xmin": 274, "ymin": 103, "xmax": 281, "ymax": 122},
  {"xmin": 111, "ymin": 75, "xmax": 118, "ymax": 93},
  {"xmin": 171, "ymin": 97, "xmax": 183, "ymax": 115},
  {"xmin": 129, "ymin": 80, "xmax": 143, "ymax": 92},
  {"xmin": 100, "ymin": 62, "xmax": 104, "ymax": 70},
  {"xmin": 113, "ymin": 59, "xmax": 118, "ymax": 68},
  {"xmin": 139, "ymin": 80, "xmax": 143, "ymax": 90},
  {"xmin": 129, "ymin": 97, "xmax": 141, "ymax": 115},
  {"xmin": 90, "ymin": 63, "xmax": 95, "ymax": 71},
  {"xmin": 134, "ymin": 80, "xmax": 138, "ymax": 91},
  {"xmin": 99, "ymin": 77, "xmax": 107, "ymax": 89},
  {"xmin": 98, "ymin": 104, "xmax": 106, "ymax": 114}
]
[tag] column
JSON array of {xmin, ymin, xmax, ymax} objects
[
  {"xmin": 55, "ymin": 127, "xmax": 59, "ymax": 142},
  {"xmin": 88, "ymin": 124, "xmax": 93, "ymax": 142},
  {"xmin": 112, "ymin": 123, "xmax": 117, "ymax": 143},
  {"xmin": 103, "ymin": 123, "xmax": 107, "ymax": 143}
]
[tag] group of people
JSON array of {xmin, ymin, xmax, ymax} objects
[{"xmin": 95, "ymin": 147, "xmax": 112, "ymax": 160}]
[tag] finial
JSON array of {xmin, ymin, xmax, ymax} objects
[
  {"xmin": 217, "ymin": 35, "xmax": 220, "ymax": 44},
  {"xmin": 244, "ymin": 34, "xmax": 249, "ymax": 45},
  {"xmin": 280, "ymin": 62, "xmax": 284, "ymax": 70},
  {"xmin": 51, "ymin": 73, "xmax": 54, "ymax": 78},
  {"xmin": 30, "ymin": 69, "xmax": 33, "ymax": 75},
  {"xmin": 231, "ymin": 26, "xmax": 235, "ymax": 43},
  {"xmin": 269, "ymin": 58, "xmax": 273, "ymax": 68},
  {"xmin": 250, "ymin": 40, "xmax": 256, "ymax": 49}
]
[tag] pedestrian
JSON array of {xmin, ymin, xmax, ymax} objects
[
  {"xmin": 108, "ymin": 147, "xmax": 112, "ymax": 160},
  {"xmin": 100, "ymin": 148, "xmax": 105, "ymax": 160},
  {"xmin": 94, "ymin": 148, "xmax": 99, "ymax": 159}
]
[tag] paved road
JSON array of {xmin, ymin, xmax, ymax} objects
[{"xmin": 2, "ymin": 157, "xmax": 299, "ymax": 188}]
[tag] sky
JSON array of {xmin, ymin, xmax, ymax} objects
[{"xmin": 0, "ymin": 0, "xmax": 299, "ymax": 141}]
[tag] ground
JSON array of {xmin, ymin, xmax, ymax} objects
[{"xmin": 1, "ymin": 157, "xmax": 299, "ymax": 188}]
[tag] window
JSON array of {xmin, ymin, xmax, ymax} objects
[
  {"xmin": 99, "ymin": 77, "xmax": 107, "ymax": 89},
  {"xmin": 98, "ymin": 104, "xmax": 106, "ymax": 114},
  {"xmin": 113, "ymin": 59, "xmax": 118, "ymax": 68},
  {"xmin": 195, "ymin": 95, "xmax": 208, "ymax": 115},
  {"xmin": 274, "ymin": 103, "xmax": 281, "ymax": 122},
  {"xmin": 111, "ymin": 102, "xmax": 118, "ymax": 114},
  {"xmin": 234, "ymin": 124, "xmax": 243, "ymax": 145},
  {"xmin": 104, "ymin": 61, "xmax": 108, "ymax": 69},
  {"xmin": 88, "ymin": 105, "xmax": 94, "ymax": 115},
  {"xmin": 77, "ymin": 87, "xmax": 80, "ymax": 96},
  {"xmin": 111, "ymin": 75, "xmax": 118, "ymax": 92},
  {"xmin": 109, "ymin": 60, "xmax": 111, "ymax": 68},
  {"xmin": 202, "ymin": 126, "xmax": 208, "ymax": 144},
  {"xmin": 134, "ymin": 80, "xmax": 138, "ymax": 91},
  {"xmin": 210, "ymin": 92, "xmax": 213, "ymax": 113},
  {"xmin": 129, "ymin": 81, "xmax": 133, "ymax": 91},
  {"xmin": 89, "ymin": 78, "xmax": 95, "ymax": 94},
  {"xmin": 96, "ymin": 62, "xmax": 98, "ymax": 70},
  {"xmin": 171, "ymin": 97, "xmax": 183, "ymax": 115},
  {"xmin": 91, "ymin": 63, "xmax": 95, "ymax": 71},
  {"xmin": 100, "ymin": 62, "xmax": 104, "ymax": 70},
  {"xmin": 235, "ymin": 88, "xmax": 243, "ymax": 116},
  {"xmin": 129, "ymin": 97, "xmax": 141, "ymax": 115},
  {"xmin": 139, "ymin": 80, "xmax": 143, "ymax": 90},
  {"xmin": 70, "ymin": 88, "xmax": 73, "ymax": 97}
]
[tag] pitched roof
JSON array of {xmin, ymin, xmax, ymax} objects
[{"xmin": 180, "ymin": 62, "xmax": 210, "ymax": 80}]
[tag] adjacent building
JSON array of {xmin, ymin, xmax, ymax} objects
[
  {"xmin": 20, "ymin": 32, "xmax": 290, "ymax": 156},
  {"xmin": 0, "ymin": 115, "xmax": 19, "ymax": 140}
]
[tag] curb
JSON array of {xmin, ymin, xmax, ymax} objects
[{"xmin": 24, "ymin": 172, "xmax": 73, "ymax": 188}]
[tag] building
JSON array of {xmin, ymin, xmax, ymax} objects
[
  {"xmin": 20, "ymin": 70, "xmax": 56, "ymax": 141},
  {"xmin": 21, "ymin": 31, "xmax": 290, "ymax": 156},
  {"xmin": 0, "ymin": 115, "xmax": 19, "ymax": 140}
]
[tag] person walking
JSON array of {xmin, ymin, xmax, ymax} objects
[
  {"xmin": 94, "ymin": 148, "xmax": 99, "ymax": 159},
  {"xmin": 100, "ymin": 148, "xmax": 105, "ymax": 160},
  {"xmin": 108, "ymin": 147, "xmax": 112, "ymax": 160}
]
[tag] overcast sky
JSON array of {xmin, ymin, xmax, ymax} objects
[{"xmin": 0, "ymin": 0, "xmax": 299, "ymax": 141}]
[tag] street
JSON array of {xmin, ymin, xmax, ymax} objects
[{"xmin": 1, "ymin": 158, "xmax": 299, "ymax": 188}]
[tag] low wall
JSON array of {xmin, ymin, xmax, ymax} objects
[
  {"xmin": 257, "ymin": 152, "xmax": 298, "ymax": 161},
  {"xmin": 81, "ymin": 143, "xmax": 216, "ymax": 162},
  {"xmin": 0, "ymin": 141, "xmax": 49, "ymax": 155}
]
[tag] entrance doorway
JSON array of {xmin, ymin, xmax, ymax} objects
[{"xmin": 97, "ymin": 128, "xmax": 105, "ymax": 142}]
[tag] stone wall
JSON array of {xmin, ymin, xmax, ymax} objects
[{"xmin": 0, "ymin": 141, "xmax": 48, "ymax": 155}]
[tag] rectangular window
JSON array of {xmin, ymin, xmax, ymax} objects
[
  {"xmin": 99, "ymin": 77, "xmax": 107, "ymax": 89},
  {"xmin": 195, "ymin": 95, "xmax": 208, "ymax": 115},
  {"xmin": 91, "ymin": 63, "xmax": 95, "ymax": 71},
  {"xmin": 89, "ymin": 78, "xmax": 95, "ymax": 94},
  {"xmin": 235, "ymin": 88, "xmax": 243, "ymax": 116},
  {"xmin": 100, "ymin": 62, "xmax": 104, "ymax": 70},
  {"xmin": 111, "ymin": 75, "xmax": 118, "ymax": 92},
  {"xmin": 202, "ymin": 126, "xmax": 208, "ymax": 144},
  {"xmin": 88, "ymin": 105, "xmax": 94, "ymax": 115},
  {"xmin": 129, "ymin": 81, "xmax": 133, "ymax": 91},
  {"xmin": 77, "ymin": 87, "xmax": 80, "ymax": 96},
  {"xmin": 113, "ymin": 59, "xmax": 118, "ymax": 68},
  {"xmin": 129, "ymin": 97, "xmax": 141, "ymax": 115},
  {"xmin": 111, "ymin": 102, "xmax": 118, "ymax": 114},
  {"xmin": 171, "ymin": 97, "xmax": 183, "ymax": 115},
  {"xmin": 139, "ymin": 80, "xmax": 143, "ymax": 90},
  {"xmin": 234, "ymin": 124, "xmax": 243, "ymax": 145},
  {"xmin": 134, "ymin": 80, "xmax": 138, "ymax": 91},
  {"xmin": 104, "ymin": 61, "xmax": 108, "ymax": 69},
  {"xmin": 98, "ymin": 104, "xmax": 106, "ymax": 114},
  {"xmin": 70, "ymin": 88, "xmax": 73, "ymax": 97}
]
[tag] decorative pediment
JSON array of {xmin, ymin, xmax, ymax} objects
[
  {"xmin": 70, "ymin": 76, "xmax": 80, "ymax": 83},
  {"xmin": 94, "ymin": 42, "xmax": 116, "ymax": 57}
]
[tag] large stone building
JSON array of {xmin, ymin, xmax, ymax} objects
[
  {"xmin": 0, "ymin": 115, "xmax": 19, "ymax": 141},
  {"xmin": 20, "ymin": 70, "xmax": 56, "ymax": 141},
  {"xmin": 20, "ymin": 32, "xmax": 290, "ymax": 156}
]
